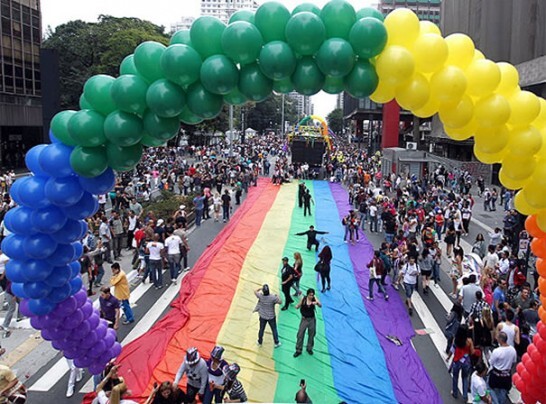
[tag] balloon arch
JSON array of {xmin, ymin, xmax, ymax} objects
[{"xmin": 5, "ymin": 1, "xmax": 546, "ymax": 400}]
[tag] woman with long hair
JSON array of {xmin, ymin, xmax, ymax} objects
[
  {"xmin": 447, "ymin": 324, "xmax": 474, "ymax": 401},
  {"xmin": 317, "ymin": 245, "xmax": 333, "ymax": 293},
  {"xmin": 472, "ymin": 233, "xmax": 487, "ymax": 258},
  {"xmin": 291, "ymin": 252, "xmax": 303, "ymax": 297}
]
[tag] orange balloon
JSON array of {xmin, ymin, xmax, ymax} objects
[
  {"xmin": 541, "ymin": 294, "xmax": 546, "ymax": 308},
  {"xmin": 526, "ymin": 216, "xmax": 546, "ymax": 238},
  {"xmin": 539, "ymin": 277, "xmax": 546, "ymax": 296},
  {"xmin": 536, "ymin": 258, "xmax": 546, "ymax": 278},
  {"xmin": 531, "ymin": 238, "xmax": 546, "ymax": 258},
  {"xmin": 539, "ymin": 306, "xmax": 546, "ymax": 323}
]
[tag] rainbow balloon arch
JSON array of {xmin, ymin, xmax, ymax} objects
[
  {"xmin": 4, "ymin": 1, "xmax": 546, "ymax": 400},
  {"xmin": 289, "ymin": 115, "xmax": 333, "ymax": 150}
]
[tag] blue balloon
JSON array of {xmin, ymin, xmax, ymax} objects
[
  {"xmin": 24, "ymin": 281, "xmax": 52, "ymax": 299},
  {"xmin": 25, "ymin": 145, "xmax": 48, "ymax": 177},
  {"xmin": 44, "ymin": 265, "xmax": 72, "ymax": 288},
  {"xmin": 28, "ymin": 298, "xmax": 56, "ymax": 316},
  {"xmin": 68, "ymin": 276, "xmax": 83, "ymax": 296},
  {"xmin": 31, "ymin": 206, "xmax": 68, "ymax": 234},
  {"xmin": 4, "ymin": 206, "xmax": 38, "ymax": 235},
  {"xmin": 5, "ymin": 260, "xmax": 29, "ymax": 283},
  {"xmin": 79, "ymin": 220, "xmax": 89, "ymax": 239},
  {"xmin": 46, "ymin": 282, "xmax": 73, "ymax": 304},
  {"xmin": 72, "ymin": 243, "xmax": 84, "ymax": 260},
  {"xmin": 38, "ymin": 143, "xmax": 74, "ymax": 178},
  {"xmin": 8, "ymin": 177, "xmax": 27, "ymax": 206},
  {"xmin": 63, "ymin": 192, "xmax": 99, "ymax": 220},
  {"xmin": 49, "ymin": 129, "xmax": 61, "ymax": 144},
  {"xmin": 78, "ymin": 168, "xmax": 116, "ymax": 195},
  {"xmin": 24, "ymin": 234, "xmax": 57, "ymax": 259},
  {"xmin": 25, "ymin": 260, "xmax": 55, "ymax": 282},
  {"xmin": 44, "ymin": 177, "xmax": 84, "ymax": 207},
  {"xmin": 46, "ymin": 244, "xmax": 76, "ymax": 266},
  {"xmin": 69, "ymin": 261, "xmax": 81, "ymax": 279},
  {"xmin": 1, "ymin": 234, "xmax": 28, "ymax": 260},
  {"xmin": 50, "ymin": 219, "xmax": 83, "ymax": 244},
  {"xmin": 18, "ymin": 176, "xmax": 50, "ymax": 209},
  {"xmin": 11, "ymin": 282, "xmax": 28, "ymax": 299}
]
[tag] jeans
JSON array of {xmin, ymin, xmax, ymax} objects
[
  {"xmin": 112, "ymin": 234, "xmax": 122, "ymax": 258},
  {"xmin": 303, "ymin": 204, "xmax": 311, "ymax": 216},
  {"xmin": 195, "ymin": 209, "xmax": 203, "ymax": 226},
  {"xmin": 291, "ymin": 278, "xmax": 301, "ymax": 295},
  {"xmin": 94, "ymin": 265, "xmax": 105, "ymax": 286},
  {"xmin": 432, "ymin": 262, "xmax": 440, "ymax": 283},
  {"xmin": 491, "ymin": 387, "xmax": 509, "ymax": 404},
  {"xmin": 295, "ymin": 317, "xmax": 316, "ymax": 353},
  {"xmin": 368, "ymin": 278, "xmax": 386, "ymax": 298},
  {"xmin": 451, "ymin": 360, "xmax": 471, "ymax": 400},
  {"xmin": 168, "ymin": 254, "xmax": 181, "ymax": 281},
  {"xmin": 149, "ymin": 259, "xmax": 163, "ymax": 287},
  {"xmin": 385, "ymin": 233, "xmax": 394, "ymax": 244},
  {"xmin": 222, "ymin": 205, "xmax": 230, "ymax": 221},
  {"xmin": 203, "ymin": 385, "xmax": 223, "ymax": 404},
  {"xmin": 258, "ymin": 317, "xmax": 279, "ymax": 344},
  {"xmin": 370, "ymin": 216, "xmax": 378, "ymax": 232},
  {"xmin": 121, "ymin": 299, "xmax": 134, "ymax": 323},
  {"xmin": 435, "ymin": 224, "xmax": 443, "ymax": 240},
  {"xmin": 2, "ymin": 293, "xmax": 16, "ymax": 329},
  {"xmin": 103, "ymin": 240, "xmax": 112, "ymax": 262},
  {"xmin": 360, "ymin": 213, "xmax": 367, "ymax": 230}
]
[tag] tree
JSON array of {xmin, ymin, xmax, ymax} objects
[
  {"xmin": 43, "ymin": 16, "xmax": 169, "ymax": 110},
  {"xmin": 327, "ymin": 108, "xmax": 344, "ymax": 135},
  {"xmin": 245, "ymin": 94, "xmax": 298, "ymax": 134}
]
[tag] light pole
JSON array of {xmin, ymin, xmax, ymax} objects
[
  {"xmin": 229, "ymin": 104, "xmax": 234, "ymax": 157},
  {"xmin": 281, "ymin": 94, "xmax": 285, "ymax": 138}
]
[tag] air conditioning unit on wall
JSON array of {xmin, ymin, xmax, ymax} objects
[{"xmin": 406, "ymin": 142, "xmax": 417, "ymax": 150}]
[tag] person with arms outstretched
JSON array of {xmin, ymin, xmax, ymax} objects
[{"xmin": 295, "ymin": 226, "xmax": 328, "ymax": 252}]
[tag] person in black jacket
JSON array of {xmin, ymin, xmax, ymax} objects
[
  {"xmin": 280, "ymin": 257, "xmax": 294, "ymax": 311},
  {"xmin": 295, "ymin": 226, "xmax": 329, "ymax": 251}
]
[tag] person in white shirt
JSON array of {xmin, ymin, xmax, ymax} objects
[
  {"xmin": 488, "ymin": 332, "xmax": 517, "ymax": 404},
  {"xmin": 483, "ymin": 246, "xmax": 499, "ymax": 270},
  {"xmin": 398, "ymin": 256, "xmax": 420, "ymax": 316},
  {"xmin": 497, "ymin": 251, "xmax": 510, "ymax": 278},
  {"xmin": 126, "ymin": 211, "xmax": 138, "ymax": 250},
  {"xmin": 99, "ymin": 217, "xmax": 113, "ymax": 263},
  {"xmin": 368, "ymin": 202, "xmax": 378, "ymax": 233},
  {"xmin": 470, "ymin": 362, "xmax": 491, "ymax": 404},
  {"xmin": 164, "ymin": 232, "xmax": 183, "ymax": 285},
  {"xmin": 146, "ymin": 234, "xmax": 165, "ymax": 289}
]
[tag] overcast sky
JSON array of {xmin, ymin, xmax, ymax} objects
[{"xmin": 42, "ymin": 0, "xmax": 377, "ymax": 118}]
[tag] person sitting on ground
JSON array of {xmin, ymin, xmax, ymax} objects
[
  {"xmin": 295, "ymin": 380, "xmax": 312, "ymax": 403},
  {"xmin": 222, "ymin": 363, "xmax": 247, "ymax": 403},
  {"xmin": 145, "ymin": 381, "xmax": 186, "ymax": 404}
]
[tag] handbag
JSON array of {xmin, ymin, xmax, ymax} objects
[{"xmin": 314, "ymin": 261, "xmax": 325, "ymax": 272}]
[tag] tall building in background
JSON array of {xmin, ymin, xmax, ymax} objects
[
  {"xmin": 379, "ymin": 0, "xmax": 441, "ymax": 24},
  {"xmin": 0, "ymin": 0, "xmax": 43, "ymax": 169},
  {"xmin": 289, "ymin": 92, "xmax": 313, "ymax": 118},
  {"xmin": 200, "ymin": 0, "xmax": 258, "ymax": 24},
  {"xmin": 170, "ymin": 16, "xmax": 195, "ymax": 33}
]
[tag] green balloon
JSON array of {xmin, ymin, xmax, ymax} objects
[
  {"xmin": 143, "ymin": 110, "xmax": 180, "ymax": 140},
  {"xmin": 120, "ymin": 55, "xmax": 139, "ymax": 76},
  {"xmin": 186, "ymin": 83, "xmax": 224, "ymax": 119},
  {"xmin": 221, "ymin": 21, "xmax": 263, "ymax": 65},
  {"xmin": 239, "ymin": 63, "xmax": 273, "ymax": 102},
  {"xmin": 224, "ymin": 88, "xmax": 248, "ymax": 106},
  {"xmin": 67, "ymin": 110, "xmax": 107, "ymax": 147},
  {"xmin": 229, "ymin": 10, "xmax": 255, "ymax": 25},
  {"xmin": 146, "ymin": 79, "xmax": 186, "ymax": 118},
  {"xmin": 70, "ymin": 146, "xmax": 108, "ymax": 178},
  {"xmin": 106, "ymin": 142, "xmax": 143, "ymax": 172},
  {"xmin": 200, "ymin": 55, "xmax": 239, "ymax": 95},
  {"xmin": 344, "ymin": 60, "xmax": 379, "ymax": 98},
  {"xmin": 321, "ymin": 0, "xmax": 356, "ymax": 40},
  {"xmin": 51, "ymin": 110, "xmax": 78, "ymax": 146},
  {"xmin": 285, "ymin": 12, "xmax": 326, "ymax": 56},
  {"xmin": 134, "ymin": 41, "xmax": 166, "ymax": 83},
  {"xmin": 292, "ymin": 3, "xmax": 321, "ymax": 16},
  {"xmin": 316, "ymin": 38, "xmax": 355, "ymax": 77},
  {"xmin": 292, "ymin": 57, "xmax": 325, "ymax": 96},
  {"xmin": 349, "ymin": 17, "xmax": 388, "ymax": 59},
  {"xmin": 111, "ymin": 75, "xmax": 149, "ymax": 115},
  {"xmin": 273, "ymin": 77, "xmax": 293, "ymax": 94},
  {"xmin": 190, "ymin": 16, "xmax": 226, "ymax": 59},
  {"xmin": 255, "ymin": 2, "xmax": 291, "ymax": 43},
  {"xmin": 83, "ymin": 75, "xmax": 117, "ymax": 116},
  {"xmin": 160, "ymin": 44, "xmax": 202, "ymax": 87},
  {"xmin": 104, "ymin": 111, "xmax": 144, "ymax": 147},
  {"xmin": 179, "ymin": 107, "xmax": 204, "ymax": 125},
  {"xmin": 79, "ymin": 95, "xmax": 92, "ymax": 110},
  {"xmin": 258, "ymin": 41, "xmax": 296, "ymax": 80},
  {"xmin": 323, "ymin": 75, "xmax": 345, "ymax": 94},
  {"xmin": 170, "ymin": 29, "xmax": 192, "ymax": 46},
  {"xmin": 141, "ymin": 133, "xmax": 167, "ymax": 147},
  {"xmin": 356, "ymin": 7, "xmax": 384, "ymax": 22}
]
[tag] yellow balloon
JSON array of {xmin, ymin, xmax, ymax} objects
[
  {"xmin": 532, "ymin": 99, "xmax": 546, "ymax": 128},
  {"xmin": 498, "ymin": 168, "xmax": 527, "ymax": 190},
  {"xmin": 439, "ymin": 95, "xmax": 474, "ymax": 128},
  {"xmin": 537, "ymin": 128, "xmax": 546, "ymax": 156},
  {"xmin": 430, "ymin": 66, "xmax": 467, "ymax": 104},
  {"xmin": 530, "ymin": 159, "xmax": 546, "ymax": 186},
  {"xmin": 473, "ymin": 145, "xmax": 507, "ymax": 164},
  {"xmin": 522, "ymin": 183, "xmax": 546, "ymax": 210},
  {"xmin": 375, "ymin": 45, "xmax": 415, "ymax": 86},
  {"xmin": 384, "ymin": 8, "xmax": 420, "ymax": 47},
  {"xmin": 496, "ymin": 62, "xmax": 519, "ymax": 97},
  {"xmin": 474, "ymin": 94, "xmax": 511, "ymax": 127},
  {"xmin": 369, "ymin": 80, "xmax": 395, "ymax": 104},
  {"xmin": 396, "ymin": 73, "xmax": 430, "ymax": 111},
  {"xmin": 413, "ymin": 98, "xmax": 439, "ymax": 118},
  {"xmin": 445, "ymin": 33, "xmax": 475, "ymax": 69},
  {"xmin": 508, "ymin": 90, "xmax": 541, "ymax": 126},
  {"xmin": 445, "ymin": 120, "xmax": 478, "ymax": 140},
  {"xmin": 474, "ymin": 125, "xmax": 510, "ymax": 154},
  {"xmin": 514, "ymin": 190, "xmax": 539, "ymax": 216},
  {"xmin": 465, "ymin": 59, "xmax": 501, "ymax": 97},
  {"xmin": 507, "ymin": 125, "xmax": 542, "ymax": 157},
  {"xmin": 419, "ymin": 21, "xmax": 441, "ymax": 36},
  {"xmin": 412, "ymin": 34, "xmax": 448, "ymax": 74},
  {"xmin": 502, "ymin": 154, "xmax": 536, "ymax": 181},
  {"xmin": 473, "ymin": 50, "xmax": 485, "ymax": 61},
  {"xmin": 537, "ymin": 210, "xmax": 546, "ymax": 233}
]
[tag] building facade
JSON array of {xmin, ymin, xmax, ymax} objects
[
  {"xmin": 379, "ymin": 0, "xmax": 441, "ymax": 24},
  {"xmin": 289, "ymin": 92, "xmax": 313, "ymax": 118},
  {"xmin": 170, "ymin": 16, "xmax": 195, "ymax": 33},
  {"xmin": 200, "ymin": 0, "xmax": 258, "ymax": 24},
  {"xmin": 0, "ymin": 0, "xmax": 43, "ymax": 169}
]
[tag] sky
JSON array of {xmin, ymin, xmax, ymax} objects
[{"xmin": 41, "ymin": 0, "xmax": 376, "ymax": 118}]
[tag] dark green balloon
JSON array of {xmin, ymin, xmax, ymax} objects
[
  {"xmin": 229, "ymin": 10, "xmax": 255, "ymax": 25},
  {"xmin": 344, "ymin": 60, "xmax": 379, "ymax": 98},
  {"xmin": 349, "ymin": 17, "xmax": 388, "ymax": 59},
  {"xmin": 70, "ymin": 146, "xmax": 108, "ymax": 178},
  {"xmin": 322, "ymin": 75, "xmax": 345, "ymax": 94},
  {"xmin": 258, "ymin": 41, "xmax": 296, "ymax": 80},
  {"xmin": 51, "ymin": 110, "xmax": 78, "ymax": 146},
  {"xmin": 224, "ymin": 88, "xmax": 248, "ymax": 106},
  {"xmin": 292, "ymin": 57, "xmax": 324, "ymax": 96},
  {"xmin": 111, "ymin": 75, "xmax": 149, "ymax": 115},
  {"xmin": 292, "ymin": 3, "xmax": 321, "ymax": 16},
  {"xmin": 83, "ymin": 75, "xmax": 117, "ymax": 116},
  {"xmin": 221, "ymin": 21, "xmax": 263, "ymax": 65},
  {"xmin": 186, "ymin": 83, "xmax": 224, "ymax": 119},
  {"xmin": 321, "ymin": 0, "xmax": 356, "ymax": 40},
  {"xmin": 179, "ymin": 107, "xmax": 204, "ymax": 125},
  {"xmin": 356, "ymin": 7, "xmax": 384, "ymax": 22},
  {"xmin": 170, "ymin": 29, "xmax": 192, "ymax": 46},
  {"xmin": 239, "ymin": 63, "xmax": 273, "ymax": 102},
  {"xmin": 104, "ymin": 111, "xmax": 144, "ymax": 147},
  {"xmin": 79, "ymin": 94, "xmax": 92, "ymax": 110},
  {"xmin": 160, "ymin": 44, "xmax": 202, "ymax": 87},
  {"xmin": 141, "ymin": 133, "xmax": 167, "ymax": 147},
  {"xmin": 273, "ymin": 77, "xmax": 293, "ymax": 94},
  {"xmin": 134, "ymin": 41, "xmax": 167, "ymax": 83},
  {"xmin": 316, "ymin": 38, "xmax": 355, "ymax": 77},
  {"xmin": 67, "ymin": 110, "xmax": 107, "ymax": 147},
  {"xmin": 255, "ymin": 2, "xmax": 291, "ymax": 43},
  {"xmin": 106, "ymin": 142, "xmax": 143, "ymax": 172},
  {"xmin": 285, "ymin": 12, "xmax": 326, "ymax": 56},
  {"xmin": 120, "ymin": 55, "xmax": 139, "ymax": 76},
  {"xmin": 190, "ymin": 16, "xmax": 226, "ymax": 59},
  {"xmin": 143, "ymin": 110, "xmax": 181, "ymax": 140},
  {"xmin": 146, "ymin": 79, "xmax": 186, "ymax": 118},
  {"xmin": 201, "ymin": 55, "xmax": 239, "ymax": 95}
]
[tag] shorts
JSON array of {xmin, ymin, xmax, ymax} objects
[
  {"xmin": 421, "ymin": 270, "xmax": 432, "ymax": 278},
  {"xmin": 404, "ymin": 282, "xmax": 416, "ymax": 298}
]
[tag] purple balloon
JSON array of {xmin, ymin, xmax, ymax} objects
[
  {"xmin": 63, "ymin": 347, "xmax": 80, "ymax": 360},
  {"xmin": 61, "ymin": 308, "xmax": 84, "ymax": 329},
  {"xmin": 49, "ymin": 327, "xmax": 70, "ymax": 340},
  {"xmin": 87, "ymin": 313, "xmax": 100, "ymax": 329},
  {"xmin": 88, "ymin": 362, "xmax": 105, "ymax": 376},
  {"xmin": 51, "ymin": 338, "xmax": 71, "ymax": 351},
  {"xmin": 42, "ymin": 314, "xmax": 63, "ymax": 328},
  {"xmin": 73, "ymin": 355, "xmax": 93, "ymax": 369},
  {"xmin": 79, "ymin": 332, "xmax": 99, "ymax": 349},
  {"xmin": 50, "ymin": 296, "xmax": 78, "ymax": 318},
  {"xmin": 95, "ymin": 322, "xmax": 108, "ymax": 339},
  {"xmin": 80, "ymin": 302, "xmax": 93, "ymax": 319},
  {"xmin": 110, "ymin": 343, "xmax": 122, "ymax": 358},
  {"xmin": 98, "ymin": 351, "xmax": 113, "ymax": 367},
  {"xmin": 68, "ymin": 321, "xmax": 92, "ymax": 340},
  {"xmin": 103, "ymin": 329, "xmax": 116, "ymax": 348},
  {"xmin": 74, "ymin": 289, "xmax": 88, "ymax": 307},
  {"xmin": 19, "ymin": 299, "xmax": 33, "ymax": 317},
  {"xmin": 30, "ymin": 316, "xmax": 47, "ymax": 330},
  {"xmin": 41, "ymin": 328, "xmax": 55, "ymax": 341},
  {"xmin": 87, "ymin": 341, "xmax": 108, "ymax": 358}
]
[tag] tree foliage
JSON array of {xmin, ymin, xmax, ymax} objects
[
  {"xmin": 245, "ymin": 94, "xmax": 299, "ymax": 134},
  {"xmin": 327, "ymin": 108, "xmax": 344, "ymax": 135}
]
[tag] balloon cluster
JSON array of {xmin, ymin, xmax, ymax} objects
[{"xmin": 2, "ymin": 138, "xmax": 120, "ymax": 374}]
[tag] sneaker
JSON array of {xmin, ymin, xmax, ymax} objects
[
  {"xmin": 293, "ymin": 351, "xmax": 301, "ymax": 357},
  {"xmin": 366, "ymin": 296, "xmax": 374, "ymax": 301},
  {"xmin": 66, "ymin": 385, "xmax": 75, "ymax": 398},
  {"xmin": 76, "ymin": 370, "xmax": 83, "ymax": 383},
  {"xmin": 393, "ymin": 284, "xmax": 399, "ymax": 291},
  {"xmin": 122, "ymin": 320, "xmax": 134, "ymax": 325},
  {"xmin": 434, "ymin": 283, "xmax": 439, "ymax": 288},
  {"xmin": 327, "ymin": 286, "xmax": 330, "ymax": 290},
  {"xmin": 256, "ymin": 341, "xmax": 262, "ymax": 346},
  {"xmin": 274, "ymin": 342, "xmax": 282, "ymax": 348},
  {"xmin": 158, "ymin": 285, "xmax": 163, "ymax": 289},
  {"xmin": 449, "ymin": 293, "xmax": 457, "ymax": 299},
  {"xmin": 3, "ymin": 330, "xmax": 11, "ymax": 338},
  {"xmin": 185, "ymin": 267, "xmax": 191, "ymax": 271},
  {"xmin": 385, "ymin": 295, "xmax": 389, "ymax": 301},
  {"xmin": 307, "ymin": 349, "xmax": 314, "ymax": 355},
  {"xmin": 321, "ymin": 288, "xmax": 326, "ymax": 293}
]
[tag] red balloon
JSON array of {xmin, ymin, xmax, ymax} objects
[
  {"xmin": 517, "ymin": 362, "xmax": 527, "ymax": 374},
  {"xmin": 521, "ymin": 393, "xmax": 534, "ymax": 404},
  {"xmin": 529, "ymin": 344, "xmax": 542, "ymax": 363},
  {"xmin": 521, "ymin": 368, "xmax": 531, "ymax": 383}
]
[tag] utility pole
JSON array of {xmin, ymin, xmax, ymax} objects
[
  {"xmin": 229, "ymin": 104, "xmax": 234, "ymax": 157},
  {"xmin": 281, "ymin": 94, "xmax": 285, "ymax": 138}
]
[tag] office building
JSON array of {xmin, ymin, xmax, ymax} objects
[
  {"xmin": 379, "ymin": 0, "xmax": 441, "ymax": 25},
  {"xmin": 200, "ymin": 0, "xmax": 259, "ymax": 24},
  {"xmin": 170, "ymin": 16, "xmax": 195, "ymax": 33},
  {"xmin": 289, "ymin": 92, "xmax": 313, "ymax": 118}
]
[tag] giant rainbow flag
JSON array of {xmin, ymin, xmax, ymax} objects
[{"xmin": 116, "ymin": 179, "xmax": 440, "ymax": 403}]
